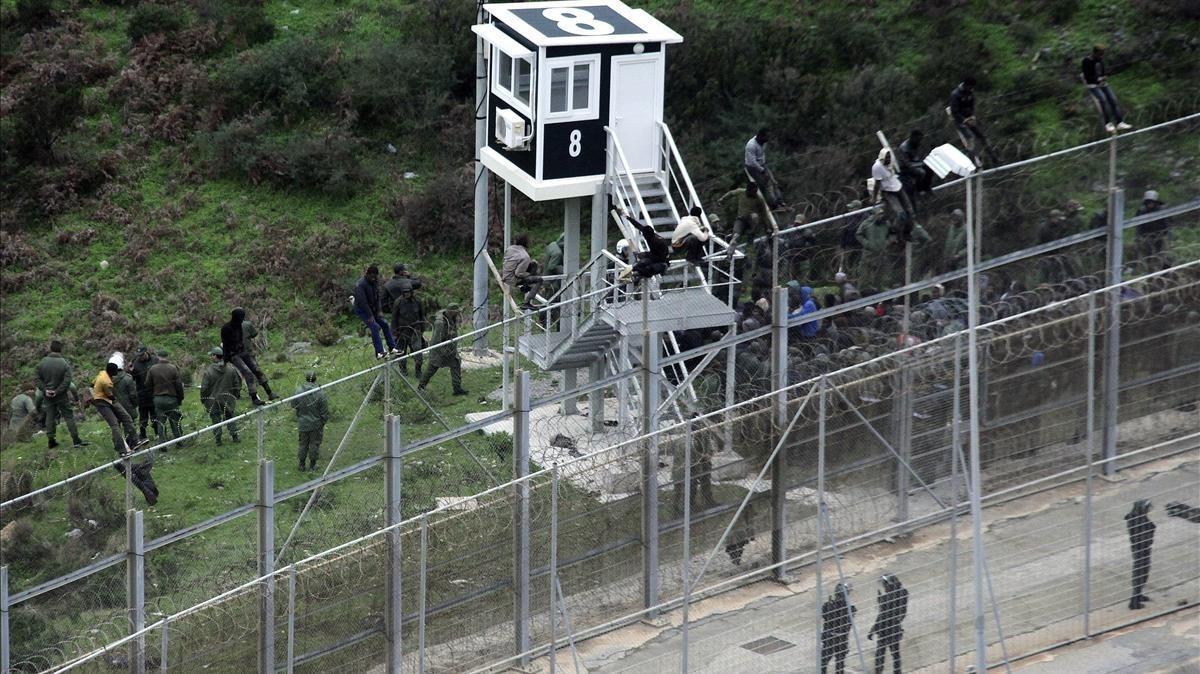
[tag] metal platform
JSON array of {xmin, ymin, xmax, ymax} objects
[{"xmin": 602, "ymin": 287, "xmax": 736, "ymax": 335}]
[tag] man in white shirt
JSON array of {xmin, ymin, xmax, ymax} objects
[
  {"xmin": 671, "ymin": 206, "xmax": 711, "ymax": 267},
  {"xmin": 871, "ymin": 149, "xmax": 917, "ymax": 240}
]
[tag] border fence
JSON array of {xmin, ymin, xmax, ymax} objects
[{"xmin": 0, "ymin": 114, "xmax": 1197, "ymax": 673}]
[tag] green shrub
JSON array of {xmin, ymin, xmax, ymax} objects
[
  {"xmin": 219, "ymin": 38, "xmax": 343, "ymax": 121},
  {"xmin": 127, "ymin": 3, "xmax": 188, "ymax": 43},
  {"xmin": 345, "ymin": 41, "xmax": 454, "ymax": 138}
]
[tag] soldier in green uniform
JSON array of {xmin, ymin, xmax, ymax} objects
[
  {"xmin": 389, "ymin": 275, "xmax": 426, "ymax": 379},
  {"xmin": 129, "ymin": 345, "xmax": 159, "ymax": 440},
  {"xmin": 291, "ymin": 371, "xmax": 329, "ymax": 472},
  {"xmin": 417, "ymin": 303, "xmax": 469, "ymax": 396},
  {"xmin": 200, "ymin": 347, "xmax": 242, "ymax": 445},
  {"xmin": 147, "ymin": 352, "xmax": 185, "ymax": 444},
  {"xmin": 35, "ymin": 340, "xmax": 88, "ymax": 449},
  {"xmin": 113, "ymin": 356, "xmax": 138, "ymax": 419},
  {"xmin": 9, "ymin": 386, "xmax": 38, "ymax": 434}
]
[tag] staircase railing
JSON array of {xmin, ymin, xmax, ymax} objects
[{"xmin": 604, "ymin": 127, "xmax": 656, "ymax": 255}]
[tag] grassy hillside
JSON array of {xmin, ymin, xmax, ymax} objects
[{"xmin": 1, "ymin": 0, "xmax": 1197, "ymax": 393}]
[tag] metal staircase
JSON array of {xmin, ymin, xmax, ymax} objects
[{"xmin": 516, "ymin": 120, "xmax": 739, "ymax": 428}]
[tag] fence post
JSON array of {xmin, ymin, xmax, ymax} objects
[
  {"xmin": 158, "ymin": 617, "xmax": 168, "ymax": 673},
  {"xmin": 562, "ymin": 198, "xmax": 581, "ymax": 416},
  {"xmin": 1, "ymin": 565, "xmax": 9, "ymax": 674},
  {"xmin": 1102, "ymin": 189, "xmax": 1125, "ymax": 476},
  {"xmin": 418, "ymin": 515, "xmax": 428, "ymax": 674},
  {"xmin": 549, "ymin": 467, "xmax": 560, "ymax": 674},
  {"xmin": 513, "ymin": 370, "xmax": 532, "ymax": 664},
  {"xmin": 641, "ymin": 331, "xmax": 661, "ymax": 617},
  {"xmin": 257, "ymin": 460, "xmax": 275, "ymax": 674},
  {"xmin": 770, "ymin": 286, "xmax": 789, "ymax": 581},
  {"xmin": 286, "ymin": 565, "xmax": 296, "ymax": 674},
  {"xmin": 681, "ymin": 420, "xmax": 693, "ymax": 673},
  {"xmin": 1082, "ymin": 293, "xmax": 1098, "ymax": 636},
  {"xmin": 256, "ymin": 410, "xmax": 266, "ymax": 463},
  {"xmin": 127, "ymin": 509, "xmax": 145, "ymax": 674},
  {"xmin": 948, "ymin": 334, "xmax": 963, "ymax": 672},
  {"xmin": 385, "ymin": 415, "xmax": 404, "ymax": 673},
  {"xmin": 891, "ymin": 363, "xmax": 913, "ymax": 527},
  {"xmin": 814, "ymin": 376, "xmax": 827, "ymax": 668},
  {"xmin": 965, "ymin": 172, "xmax": 988, "ymax": 674},
  {"xmin": 589, "ymin": 361, "xmax": 605, "ymax": 433}
]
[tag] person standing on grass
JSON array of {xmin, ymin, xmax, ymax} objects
[
  {"xmin": 112, "ymin": 356, "xmax": 138, "ymax": 428},
  {"xmin": 221, "ymin": 308, "xmax": 277, "ymax": 405},
  {"xmin": 129, "ymin": 345, "xmax": 159, "ymax": 440},
  {"xmin": 418, "ymin": 303, "xmax": 469, "ymax": 396},
  {"xmin": 1082, "ymin": 45, "xmax": 1132, "ymax": 134},
  {"xmin": 200, "ymin": 347, "xmax": 242, "ymax": 446},
  {"xmin": 352, "ymin": 266, "xmax": 400, "ymax": 360},
  {"xmin": 291, "ymin": 371, "xmax": 329, "ymax": 472},
  {"xmin": 390, "ymin": 276, "xmax": 427, "ymax": 380},
  {"xmin": 92, "ymin": 360, "xmax": 141, "ymax": 454},
  {"xmin": 147, "ymin": 351, "xmax": 185, "ymax": 445},
  {"xmin": 35, "ymin": 340, "xmax": 88, "ymax": 450}
]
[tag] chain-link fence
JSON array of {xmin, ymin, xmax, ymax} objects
[
  {"xmin": 36, "ymin": 258, "xmax": 1199, "ymax": 674},
  {"xmin": 2, "ymin": 115, "xmax": 1197, "ymax": 673}
]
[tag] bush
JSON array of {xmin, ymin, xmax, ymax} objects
[
  {"xmin": 13, "ymin": 0, "xmax": 57, "ymax": 32},
  {"xmin": 387, "ymin": 164, "xmax": 474, "ymax": 254},
  {"xmin": 345, "ymin": 41, "xmax": 454, "ymax": 137},
  {"xmin": 126, "ymin": 3, "xmax": 188, "ymax": 43},
  {"xmin": 219, "ymin": 38, "xmax": 343, "ymax": 121}
]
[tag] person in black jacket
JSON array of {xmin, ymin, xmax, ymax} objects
[
  {"xmin": 221, "ymin": 308, "xmax": 276, "ymax": 406},
  {"xmin": 1125, "ymin": 499, "xmax": 1155, "ymax": 609},
  {"xmin": 352, "ymin": 266, "xmax": 400, "ymax": 360},
  {"xmin": 617, "ymin": 209, "xmax": 672, "ymax": 284},
  {"xmin": 949, "ymin": 77, "xmax": 999, "ymax": 166},
  {"xmin": 1165, "ymin": 502, "xmax": 1200, "ymax": 523},
  {"xmin": 1082, "ymin": 45, "xmax": 1132, "ymax": 133},
  {"xmin": 821, "ymin": 582, "xmax": 857, "ymax": 674},
  {"xmin": 868, "ymin": 574, "xmax": 908, "ymax": 674}
]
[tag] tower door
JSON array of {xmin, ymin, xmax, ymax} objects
[{"xmin": 609, "ymin": 55, "xmax": 661, "ymax": 173}]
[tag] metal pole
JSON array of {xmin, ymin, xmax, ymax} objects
[
  {"xmin": 158, "ymin": 617, "xmax": 168, "ymax": 673},
  {"xmin": 892, "ymin": 364, "xmax": 913, "ymax": 526},
  {"xmin": 2, "ymin": 566, "xmax": 10, "ymax": 674},
  {"xmin": 385, "ymin": 415, "xmax": 404, "ymax": 673},
  {"xmin": 418, "ymin": 515, "xmax": 428, "ymax": 674},
  {"xmin": 966, "ymin": 174, "xmax": 988, "ymax": 674},
  {"xmin": 682, "ymin": 419, "xmax": 692, "ymax": 672},
  {"xmin": 590, "ymin": 185, "xmax": 608, "ymax": 432},
  {"xmin": 948, "ymin": 333, "xmax": 963, "ymax": 671},
  {"xmin": 724, "ymin": 338, "xmax": 736, "ymax": 455},
  {"xmin": 1102, "ymin": 190, "xmax": 1125, "ymax": 476},
  {"xmin": 1082, "ymin": 293, "xmax": 1097, "ymax": 636},
  {"xmin": 286, "ymin": 565, "xmax": 296, "ymax": 674},
  {"xmin": 472, "ymin": 4, "xmax": 490, "ymax": 355},
  {"xmin": 549, "ymin": 467, "xmax": 560, "ymax": 674},
  {"xmin": 384, "ymin": 360, "xmax": 392, "ymax": 419},
  {"xmin": 641, "ymin": 328, "xmax": 661, "ymax": 617},
  {"xmin": 127, "ymin": 509, "xmax": 145, "ymax": 674},
  {"xmin": 814, "ymin": 376, "xmax": 827, "ymax": 668},
  {"xmin": 514, "ymin": 371, "xmax": 532, "ymax": 664},
  {"xmin": 256, "ymin": 411, "xmax": 265, "ymax": 463},
  {"xmin": 562, "ymin": 198, "xmax": 582, "ymax": 415},
  {"xmin": 502, "ymin": 182, "xmax": 512, "ymax": 412},
  {"xmin": 770, "ymin": 286, "xmax": 789, "ymax": 581},
  {"xmin": 257, "ymin": 461, "xmax": 275, "ymax": 674}
]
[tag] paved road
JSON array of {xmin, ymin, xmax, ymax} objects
[{"xmin": 556, "ymin": 453, "xmax": 1200, "ymax": 673}]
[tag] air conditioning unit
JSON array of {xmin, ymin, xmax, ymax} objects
[{"xmin": 495, "ymin": 108, "xmax": 529, "ymax": 150}]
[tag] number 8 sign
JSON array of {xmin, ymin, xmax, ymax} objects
[{"xmin": 541, "ymin": 7, "xmax": 615, "ymax": 36}]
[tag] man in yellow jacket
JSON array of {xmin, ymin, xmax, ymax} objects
[{"xmin": 93, "ymin": 361, "xmax": 140, "ymax": 454}]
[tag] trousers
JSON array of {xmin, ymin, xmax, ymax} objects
[
  {"xmin": 298, "ymin": 427, "xmax": 324, "ymax": 469},
  {"xmin": 1087, "ymin": 85, "xmax": 1123, "ymax": 125},
  {"xmin": 94, "ymin": 400, "xmax": 137, "ymax": 453},
  {"xmin": 43, "ymin": 395, "xmax": 80, "ymax": 443}
]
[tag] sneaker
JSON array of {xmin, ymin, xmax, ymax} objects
[
  {"xmin": 72, "ymin": 439, "xmax": 90, "ymax": 448},
  {"xmin": 388, "ymin": 348, "xmax": 402, "ymax": 357},
  {"xmin": 1116, "ymin": 122, "xmax": 1132, "ymax": 131},
  {"xmin": 251, "ymin": 395, "xmax": 266, "ymax": 407},
  {"xmin": 376, "ymin": 352, "xmax": 387, "ymax": 360},
  {"xmin": 1105, "ymin": 123, "xmax": 1116, "ymax": 133}
]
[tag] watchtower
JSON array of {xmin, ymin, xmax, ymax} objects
[
  {"xmin": 471, "ymin": 0, "xmax": 740, "ymax": 428},
  {"xmin": 475, "ymin": 0, "xmax": 681, "ymax": 200}
]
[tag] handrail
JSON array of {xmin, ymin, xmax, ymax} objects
[
  {"xmin": 658, "ymin": 122, "xmax": 711, "ymax": 233},
  {"xmin": 604, "ymin": 126, "xmax": 656, "ymax": 248}
]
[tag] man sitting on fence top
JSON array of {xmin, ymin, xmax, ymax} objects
[
  {"xmin": 744, "ymin": 127, "xmax": 785, "ymax": 209},
  {"xmin": 948, "ymin": 76, "xmax": 1000, "ymax": 166}
]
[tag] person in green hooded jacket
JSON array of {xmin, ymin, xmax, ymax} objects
[
  {"xmin": 291, "ymin": 371, "xmax": 330, "ymax": 472},
  {"xmin": 417, "ymin": 303, "xmax": 469, "ymax": 396}
]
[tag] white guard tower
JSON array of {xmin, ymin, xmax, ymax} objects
[{"xmin": 472, "ymin": 0, "xmax": 741, "ymax": 427}]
